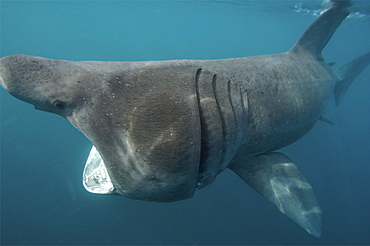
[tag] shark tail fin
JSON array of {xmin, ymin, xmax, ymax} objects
[
  {"xmin": 334, "ymin": 52, "xmax": 370, "ymax": 106},
  {"xmin": 290, "ymin": 0, "xmax": 351, "ymax": 60}
]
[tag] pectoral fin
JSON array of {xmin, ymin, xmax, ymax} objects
[
  {"xmin": 319, "ymin": 113, "xmax": 335, "ymax": 125},
  {"xmin": 229, "ymin": 152, "xmax": 322, "ymax": 238}
]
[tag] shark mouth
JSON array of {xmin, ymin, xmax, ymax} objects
[{"xmin": 82, "ymin": 145, "xmax": 115, "ymax": 194}]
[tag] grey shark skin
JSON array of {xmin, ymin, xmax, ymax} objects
[{"xmin": 0, "ymin": 0, "xmax": 369, "ymax": 238}]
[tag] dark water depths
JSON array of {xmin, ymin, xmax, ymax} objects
[{"xmin": 1, "ymin": 1, "xmax": 369, "ymax": 245}]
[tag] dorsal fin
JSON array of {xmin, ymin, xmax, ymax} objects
[{"xmin": 290, "ymin": 0, "xmax": 352, "ymax": 60}]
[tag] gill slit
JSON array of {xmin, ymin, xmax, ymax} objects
[
  {"xmin": 240, "ymin": 85, "xmax": 249, "ymax": 122},
  {"xmin": 195, "ymin": 68, "xmax": 206, "ymax": 171},
  {"xmin": 227, "ymin": 80, "xmax": 237, "ymax": 129},
  {"xmin": 212, "ymin": 74, "xmax": 226, "ymax": 167}
]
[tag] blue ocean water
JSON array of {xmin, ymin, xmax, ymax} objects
[{"xmin": 1, "ymin": 0, "xmax": 369, "ymax": 245}]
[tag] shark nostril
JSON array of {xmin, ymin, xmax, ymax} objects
[{"xmin": 53, "ymin": 100, "xmax": 65, "ymax": 109}]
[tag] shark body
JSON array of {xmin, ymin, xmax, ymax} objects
[{"xmin": 1, "ymin": 0, "xmax": 369, "ymax": 238}]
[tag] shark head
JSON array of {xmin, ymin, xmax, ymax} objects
[
  {"xmin": 0, "ymin": 54, "xmax": 202, "ymax": 202},
  {"xmin": 0, "ymin": 55, "xmax": 86, "ymax": 117}
]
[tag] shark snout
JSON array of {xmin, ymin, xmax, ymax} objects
[
  {"xmin": 0, "ymin": 55, "xmax": 39, "ymax": 104},
  {"xmin": 0, "ymin": 76, "xmax": 7, "ymax": 91},
  {"xmin": 0, "ymin": 59, "xmax": 10, "ymax": 91}
]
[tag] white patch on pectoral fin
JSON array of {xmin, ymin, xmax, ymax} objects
[
  {"xmin": 229, "ymin": 152, "xmax": 322, "ymax": 238},
  {"xmin": 83, "ymin": 145, "xmax": 115, "ymax": 194}
]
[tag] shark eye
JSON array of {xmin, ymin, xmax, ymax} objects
[{"xmin": 53, "ymin": 100, "xmax": 65, "ymax": 109}]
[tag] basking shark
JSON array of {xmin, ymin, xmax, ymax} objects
[{"xmin": 0, "ymin": 0, "xmax": 369, "ymax": 238}]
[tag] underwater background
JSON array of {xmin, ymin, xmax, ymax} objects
[{"xmin": 1, "ymin": 0, "xmax": 369, "ymax": 245}]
